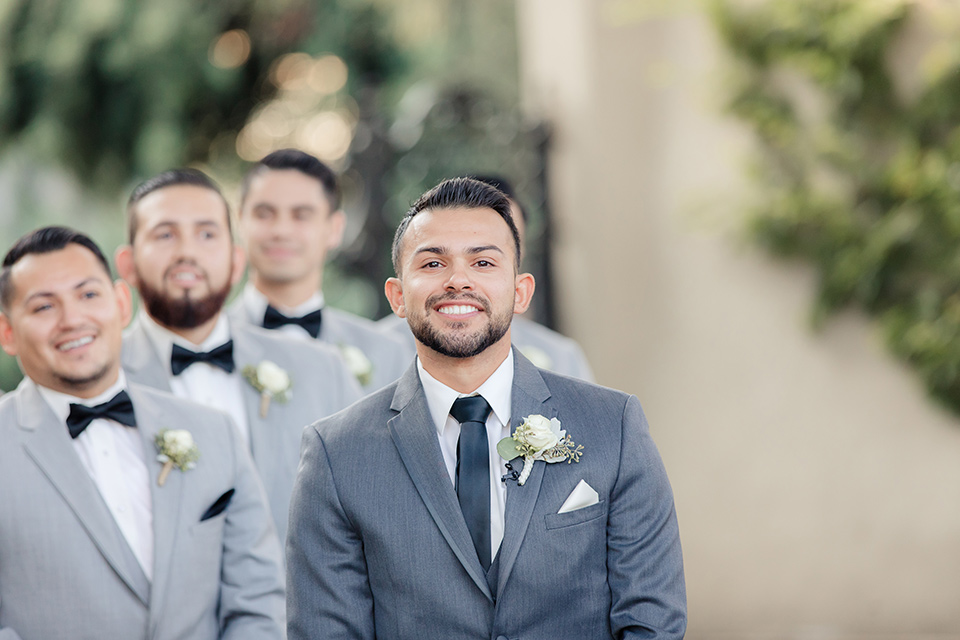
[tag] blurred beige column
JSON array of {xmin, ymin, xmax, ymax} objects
[{"xmin": 516, "ymin": 1, "xmax": 960, "ymax": 638}]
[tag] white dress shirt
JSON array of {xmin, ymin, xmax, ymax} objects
[
  {"xmin": 242, "ymin": 282, "xmax": 324, "ymax": 341},
  {"xmin": 138, "ymin": 310, "xmax": 250, "ymax": 445},
  {"xmin": 38, "ymin": 372, "xmax": 154, "ymax": 579},
  {"xmin": 418, "ymin": 350, "xmax": 514, "ymax": 563}
]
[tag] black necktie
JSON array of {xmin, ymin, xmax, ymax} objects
[
  {"xmin": 170, "ymin": 340, "xmax": 235, "ymax": 376},
  {"xmin": 263, "ymin": 305, "xmax": 323, "ymax": 339},
  {"xmin": 451, "ymin": 395, "xmax": 492, "ymax": 570},
  {"xmin": 67, "ymin": 390, "xmax": 137, "ymax": 439}
]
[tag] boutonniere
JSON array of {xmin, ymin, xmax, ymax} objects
[
  {"xmin": 242, "ymin": 360, "xmax": 292, "ymax": 417},
  {"xmin": 155, "ymin": 429, "xmax": 199, "ymax": 487},
  {"xmin": 338, "ymin": 343, "xmax": 373, "ymax": 387},
  {"xmin": 497, "ymin": 414, "xmax": 583, "ymax": 485}
]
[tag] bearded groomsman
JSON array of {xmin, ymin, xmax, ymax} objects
[
  {"xmin": 378, "ymin": 174, "xmax": 595, "ymax": 382},
  {"xmin": 287, "ymin": 178, "xmax": 685, "ymax": 639},
  {"xmin": 230, "ymin": 149, "xmax": 412, "ymax": 392},
  {"xmin": 116, "ymin": 168, "xmax": 361, "ymax": 542},
  {"xmin": 0, "ymin": 227, "xmax": 284, "ymax": 639}
]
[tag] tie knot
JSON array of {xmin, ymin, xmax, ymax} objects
[{"xmin": 450, "ymin": 395, "xmax": 492, "ymax": 425}]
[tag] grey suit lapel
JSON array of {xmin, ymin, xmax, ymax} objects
[
  {"xmin": 497, "ymin": 349, "xmax": 553, "ymax": 597},
  {"xmin": 122, "ymin": 318, "xmax": 174, "ymax": 392},
  {"xmin": 387, "ymin": 368, "xmax": 494, "ymax": 601},
  {"xmin": 17, "ymin": 380, "xmax": 151, "ymax": 605},
  {"xmin": 230, "ymin": 325, "xmax": 271, "ymax": 460},
  {"xmin": 131, "ymin": 387, "xmax": 187, "ymax": 636}
]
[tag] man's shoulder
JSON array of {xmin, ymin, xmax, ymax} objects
[
  {"xmin": 309, "ymin": 380, "xmax": 398, "ymax": 438},
  {"xmin": 323, "ymin": 308, "xmax": 411, "ymax": 350},
  {"xmin": 232, "ymin": 320, "xmax": 348, "ymax": 367}
]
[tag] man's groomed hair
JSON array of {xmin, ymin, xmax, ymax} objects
[
  {"xmin": 126, "ymin": 168, "xmax": 230, "ymax": 243},
  {"xmin": 0, "ymin": 226, "xmax": 112, "ymax": 311},
  {"xmin": 240, "ymin": 148, "xmax": 341, "ymax": 213},
  {"xmin": 391, "ymin": 177, "xmax": 520, "ymax": 276}
]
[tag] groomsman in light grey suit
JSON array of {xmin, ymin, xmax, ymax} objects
[
  {"xmin": 378, "ymin": 174, "xmax": 595, "ymax": 382},
  {"xmin": 287, "ymin": 178, "xmax": 686, "ymax": 639},
  {"xmin": 115, "ymin": 169, "xmax": 362, "ymax": 542},
  {"xmin": 0, "ymin": 227, "xmax": 284, "ymax": 639},
  {"xmin": 229, "ymin": 149, "xmax": 413, "ymax": 392}
]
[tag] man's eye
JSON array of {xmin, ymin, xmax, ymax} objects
[
  {"xmin": 476, "ymin": 260, "xmax": 492, "ymax": 267},
  {"xmin": 82, "ymin": 290, "xmax": 99, "ymax": 299},
  {"xmin": 31, "ymin": 304, "xmax": 52, "ymax": 313}
]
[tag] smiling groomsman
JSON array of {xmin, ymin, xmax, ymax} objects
[
  {"xmin": 230, "ymin": 149, "xmax": 412, "ymax": 392},
  {"xmin": 116, "ymin": 168, "xmax": 361, "ymax": 542},
  {"xmin": 287, "ymin": 178, "xmax": 686, "ymax": 639},
  {"xmin": 0, "ymin": 227, "xmax": 284, "ymax": 639}
]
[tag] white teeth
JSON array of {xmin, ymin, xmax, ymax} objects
[
  {"xmin": 59, "ymin": 336, "xmax": 93, "ymax": 351},
  {"xmin": 438, "ymin": 305, "xmax": 477, "ymax": 316},
  {"xmin": 172, "ymin": 272, "xmax": 198, "ymax": 281}
]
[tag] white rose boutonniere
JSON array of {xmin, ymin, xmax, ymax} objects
[
  {"xmin": 155, "ymin": 429, "xmax": 199, "ymax": 486},
  {"xmin": 338, "ymin": 343, "xmax": 373, "ymax": 387},
  {"xmin": 242, "ymin": 360, "xmax": 293, "ymax": 418},
  {"xmin": 497, "ymin": 414, "xmax": 583, "ymax": 485}
]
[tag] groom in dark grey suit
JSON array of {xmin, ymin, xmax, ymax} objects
[{"xmin": 287, "ymin": 178, "xmax": 686, "ymax": 639}]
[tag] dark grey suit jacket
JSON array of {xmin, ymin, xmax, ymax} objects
[
  {"xmin": 287, "ymin": 350, "xmax": 685, "ymax": 639},
  {"xmin": 0, "ymin": 380, "xmax": 284, "ymax": 640}
]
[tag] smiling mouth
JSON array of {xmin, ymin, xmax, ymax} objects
[
  {"xmin": 437, "ymin": 304, "xmax": 481, "ymax": 316},
  {"xmin": 58, "ymin": 336, "xmax": 94, "ymax": 352}
]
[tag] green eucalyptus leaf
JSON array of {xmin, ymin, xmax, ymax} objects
[{"xmin": 497, "ymin": 437, "xmax": 522, "ymax": 461}]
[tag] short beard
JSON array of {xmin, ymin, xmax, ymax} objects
[
  {"xmin": 55, "ymin": 362, "xmax": 112, "ymax": 392},
  {"xmin": 137, "ymin": 264, "xmax": 231, "ymax": 330},
  {"xmin": 407, "ymin": 293, "xmax": 512, "ymax": 358}
]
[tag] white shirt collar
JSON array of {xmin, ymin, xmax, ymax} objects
[
  {"xmin": 243, "ymin": 282, "xmax": 325, "ymax": 322},
  {"xmin": 417, "ymin": 349, "xmax": 514, "ymax": 436},
  {"xmin": 36, "ymin": 371, "xmax": 130, "ymax": 425},
  {"xmin": 138, "ymin": 309, "xmax": 232, "ymax": 375}
]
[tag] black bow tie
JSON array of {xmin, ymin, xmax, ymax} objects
[
  {"xmin": 170, "ymin": 340, "xmax": 235, "ymax": 376},
  {"xmin": 262, "ymin": 305, "xmax": 322, "ymax": 339},
  {"xmin": 67, "ymin": 390, "xmax": 137, "ymax": 439}
]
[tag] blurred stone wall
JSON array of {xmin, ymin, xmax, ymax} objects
[{"xmin": 516, "ymin": 1, "xmax": 960, "ymax": 637}]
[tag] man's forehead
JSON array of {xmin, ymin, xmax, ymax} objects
[
  {"xmin": 10, "ymin": 246, "xmax": 109, "ymax": 298},
  {"xmin": 137, "ymin": 185, "xmax": 228, "ymax": 223}
]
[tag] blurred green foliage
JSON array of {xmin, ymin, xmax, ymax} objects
[
  {"xmin": 0, "ymin": 0, "xmax": 402, "ymax": 192},
  {"xmin": 712, "ymin": 0, "xmax": 960, "ymax": 415}
]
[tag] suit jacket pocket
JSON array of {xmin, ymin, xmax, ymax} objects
[
  {"xmin": 544, "ymin": 500, "xmax": 607, "ymax": 530},
  {"xmin": 199, "ymin": 488, "xmax": 234, "ymax": 522}
]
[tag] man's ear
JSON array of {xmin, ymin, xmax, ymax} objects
[
  {"xmin": 0, "ymin": 313, "xmax": 17, "ymax": 357},
  {"xmin": 328, "ymin": 210, "xmax": 347, "ymax": 251},
  {"xmin": 114, "ymin": 245, "xmax": 138, "ymax": 287},
  {"xmin": 230, "ymin": 245, "xmax": 247, "ymax": 287},
  {"xmin": 114, "ymin": 280, "xmax": 134, "ymax": 329},
  {"xmin": 513, "ymin": 272, "xmax": 536, "ymax": 315},
  {"xmin": 384, "ymin": 277, "xmax": 406, "ymax": 318}
]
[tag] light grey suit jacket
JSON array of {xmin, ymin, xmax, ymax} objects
[
  {"xmin": 122, "ymin": 315, "xmax": 362, "ymax": 541},
  {"xmin": 0, "ymin": 379, "xmax": 284, "ymax": 640},
  {"xmin": 228, "ymin": 298, "xmax": 414, "ymax": 392},
  {"xmin": 378, "ymin": 313, "xmax": 595, "ymax": 382},
  {"xmin": 287, "ymin": 350, "xmax": 686, "ymax": 639}
]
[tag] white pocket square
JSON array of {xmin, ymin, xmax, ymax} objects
[{"xmin": 557, "ymin": 479, "xmax": 599, "ymax": 514}]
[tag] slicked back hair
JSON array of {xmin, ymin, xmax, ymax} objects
[
  {"xmin": 470, "ymin": 174, "xmax": 528, "ymax": 223},
  {"xmin": 126, "ymin": 168, "xmax": 231, "ymax": 244},
  {"xmin": 391, "ymin": 177, "xmax": 520, "ymax": 276},
  {"xmin": 240, "ymin": 148, "xmax": 341, "ymax": 214},
  {"xmin": 0, "ymin": 226, "xmax": 112, "ymax": 311}
]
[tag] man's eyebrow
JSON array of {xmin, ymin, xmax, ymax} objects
[
  {"xmin": 466, "ymin": 245, "xmax": 504, "ymax": 255},
  {"xmin": 22, "ymin": 277, "xmax": 104, "ymax": 305},
  {"xmin": 413, "ymin": 246, "xmax": 447, "ymax": 257}
]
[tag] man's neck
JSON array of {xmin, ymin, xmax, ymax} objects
[
  {"xmin": 251, "ymin": 272, "xmax": 322, "ymax": 309},
  {"xmin": 152, "ymin": 313, "xmax": 222, "ymax": 346},
  {"xmin": 416, "ymin": 335, "xmax": 512, "ymax": 394}
]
